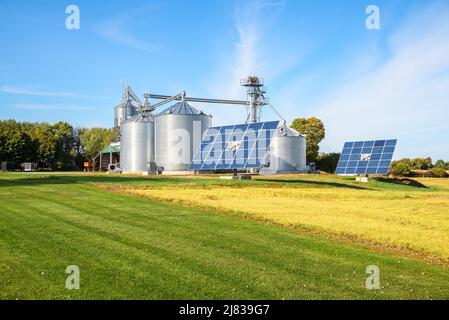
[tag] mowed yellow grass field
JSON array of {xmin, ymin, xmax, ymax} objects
[{"xmin": 128, "ymin": 176, "xmax": 449, "ymax": 262}]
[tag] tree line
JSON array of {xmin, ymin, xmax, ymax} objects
[
  {"xmin": 7, "ymin": 117, "xmax": 444, "ymax": 177},
  {"xmin": 1, "ymin": 117, "xmax": 328, "ymax": 171},
  {"xmin": 0, "ymin": 120, "xmax": 114, "ymax": 170},
  {"xmin": 390, "ymin": 158, "xmax": 449, "ymax": 177}
]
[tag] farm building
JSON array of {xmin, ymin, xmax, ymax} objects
[{"xmin": 113, "ymin": 77, "xmax": 308, "ymax": 175}]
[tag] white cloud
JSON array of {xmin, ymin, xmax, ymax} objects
[
  {"xmin": 207, "ymin": 0, "xmax": 303, "ymax": 125},
  {"xmin": 94, "ymin": 8, "xmax": 161, "ymax": 53},
  {"xmin": 14, "ymin": 104, "xmax": 105, "ymax": 111},
  {"xmin": 312, "ymin": 4, "xmax": 449, "ymax": 160},
  {"xmin": 0, "ymin": 85, "xmax": 102, "ymax": 100},
  {"xmin": 225, "ymin": 1, "xmax": 265, "ymax": 98},
  {"xmin": 214, "ymin": 0, "xmax": 304, "ymax": 97}
]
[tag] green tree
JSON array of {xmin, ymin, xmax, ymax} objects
[
  {"xmin": 411, "ymin": 158, "xmax": 433, "ymax": 170},
  {"xmin": 290, "ymin": 117, "xmax": 325, "ymax": 163},
  {"xmin": 0, "ymin": 124, "xmax": 34, "ymax": 163},
  {"xmin": 72, "ymin": 127, "xmax": 86, "ymax": 169},
  {"xmin": 53, "ymin": 121, "xmax": 77, "ymax": 170},
  {"xmin": 1, "ymin": 119, "xmax": 96, "ymax": 171},
  {"xmin": 316, "ymin": 152, "xmax": 340, "ymax": 173},
  {"xmin": 80, "ymin": 128, "xmax": 115, "ymax": 161},
  {"xmin": 29, "ymin": 123, "xmax": 58, "ymax": 168},
  {"xmin": 434, "ymin": 159, "xmax": 446, "ymax": 168},
  {"xmin": 390, "ymin": 158, "xmax": 412, "ymax": 176}
]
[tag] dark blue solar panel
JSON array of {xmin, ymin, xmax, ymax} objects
[
  {"xmin": 189, "ymin": 121, "xmax": 280, "ymax": 170},
  {"xmin": 380, "ymin": 161, "xmax": 391, "ymax": 167},
  {"xmin": 335, "ymin": 168, "xmax": 344, "ymax": 174},
  {"xmin": 372, "ymin": 146, "xmax": 384, "ymax": 154},
  {"xmin": 336, "ymin": 139, "xmax": 397, "ymax": 176},
  {"xmin": 369, "ymin": 161, "xmax": 380, "ymax": 167},
  {"xmin": 362, "ymin": 147, "xmax": 373, "ymax": 153},
  {"xmin": 366, "ymin": 167, "xmax": 378, "ymax": 174},
  {"xmin": 356, "ymin": 167, "xmax": 366, "ymax": 174},
  {"xmin": 346, "ymin": 167, "xmax": 356, "ymax": 174},
  {"xmin": 358, "ymin": 161, "xmax": 368, "ymax": 168},
  {"xmin": 247, "ymin": 122, "xmax": 263, "ymax": 131},
  {"xmin": 374, "ymin": 140, "xmax": 386, "ymax": 147},
  {"xmin": 377, "ymin": 167, "xmax": 390, "ymax": 174},
  {"xmin": 262, "ymin": 122, "xmax": 279, "ymax": 130},
  {"xmin": 348, "ymin": 161, "xmax": 358, "ymax": 167},
  {"xmin": 234, "ymin": 124, "xmax": 249, "ymax": 132}
]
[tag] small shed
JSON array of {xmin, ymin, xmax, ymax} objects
[{"xmin": 94, "ymin": 144, "xmax": 120, "ymax": 171}]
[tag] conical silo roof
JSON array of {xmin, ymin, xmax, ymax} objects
[
  {"xmin": 275, "ymin": 124, "xmax": 303, "ymax": 137},
  {"xmin": 115, "ymin": 101, "xmax": 134, "ymax": 110},
  {"xmin": 123, "ymin": 111, "xmax": 154, "ymax": 124},
  {"xmin": 157, "ymin": 101, "xmax": 210, "ymax": 116}
]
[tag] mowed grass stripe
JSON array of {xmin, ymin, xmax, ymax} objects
[
  {"xmin": 6, "ymin": 184, "xmax": 364, "ymax": 298},
  {"xmin": 11, "ymin": 183, "xmax": 408, "ymax": 291},
  {"xmin": 134, "ymin": 185, "xmax": 449, "ymax": 260},
  {"xmin": 16, "ymin": 183, "xmax": 351, "ymax": 275},
  {"xmin": 0, "ymin": 174, "xmax": 448, "ymax": 299},
  {"xmin": 2, "ymin": 191, "xmax": 269, "ymax": 299},
  {"xmin": 0, "ymin": 184, "xmax": 300, "ymax": 298}
]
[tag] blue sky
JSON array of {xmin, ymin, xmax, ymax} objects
[{"xmin": 1, "ymin": 0, "xmax": 449, "ymax": 160}]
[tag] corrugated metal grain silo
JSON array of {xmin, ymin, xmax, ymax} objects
[
  {"xmin": 261, "ymin": 125, "xmax": 307, "ymax": 174},
  {"xmin": 155, "ymin": 101, "xmax": 212, "ymax": 172},
  {"xmin": 120, "ymin": 112, "xmax": 155, "ymax": 173},
  {"xmin": 114, "ymin": 102, "xmax": 137, "ymax": 134}
]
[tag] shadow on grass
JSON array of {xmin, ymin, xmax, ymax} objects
[
  {"xmin": 375, "ymin": 177, "xmax": 429, "ymax": 189},
  {"xmin": 3, "ymin": 174, "xmax": 426, "ymax": 191},
  {"xmin": 0, "ymin": 174, "xmax": 185, "ymax": 188},
  {"xmin": 255, "ymin": 178, "xmax": 368, "ymax": 190}
]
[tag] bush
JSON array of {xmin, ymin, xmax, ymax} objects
[
  {"xmin": 411, "ymin": 157, "xmax": 433, "ymax": 170},
  {"xmin": 435, "ymin": 160, "xmax": 449, "ymax": 170},
  {"xmin": 390, "ymin": 159, "xmax": 412, "ymax": 177},
  {"xmin": 316, "ymin": 152, "xmax": 340, "ymax": 173},
  {"xmin": 435, "ymin": 159, "xmax": 446, "ymax": 168},
  {"xmin": 430, "ymin": 167, "xmax": 448, "ymax": 178}
]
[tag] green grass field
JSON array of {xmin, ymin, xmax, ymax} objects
[
  {"xmin": 130, "ymin": 175, "xmax": 449, "ymax": 261},
  {"xmin": 1, "ymin": 173, "xmax": 449, "ymax": 299}
]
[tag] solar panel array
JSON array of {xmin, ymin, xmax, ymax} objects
[
  {"xmin": 189, "ymin": 121, "xmax": 280, "ymax": 170},
  {"xmin": 336, "ymin": 139, "xmax": 397, "ymax": 175}
]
